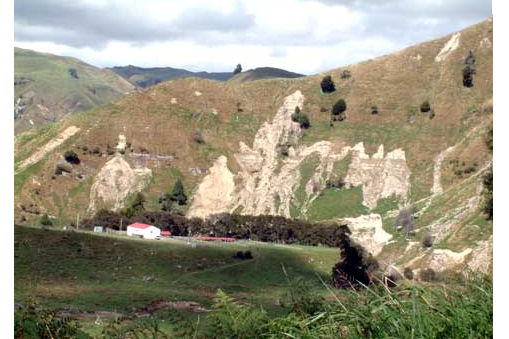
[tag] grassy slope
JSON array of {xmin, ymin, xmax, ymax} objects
[
  {"xmin": 14, "ymin": 47, "xmax": 135, "ymax": 134},
  {"xmin": 15, "ymin": 226, "xmax": 338, "ymax": 334},
  {"xmin": 229, "ymin": 67, "xmax": 305, "ymax": 83},
  {"xmin": 14, "ymin": 20, "xmax": 493, "ymax": 227}
]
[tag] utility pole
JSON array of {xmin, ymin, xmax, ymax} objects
[
  {"xmin": 120, "ymin": 217, "xmax": 123, "ymax": 231},
  {"xmin": 76, "ymin": 213, "xmax": 80, "ymax": 230}
]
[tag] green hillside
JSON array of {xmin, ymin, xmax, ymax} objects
[
  {"xmin": 14, "ymin": 47, "xmax": 136, "ymax": 134},
  {"xmin": 228, "ymin": 67, "xmax": 305, "ymax": 83}
]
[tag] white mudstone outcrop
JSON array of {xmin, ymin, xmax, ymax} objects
[
  {"xmin": 88, "ymin": 154, "xmax": 152, "ymax": 212},
  {"xmin": 431, "ymin": 146, "xmax": 454, "ymax": 195},
  {"xmin": 18, "ymin": 126, "xmax": 80, "ymax": 170},
  {"xmin": 187, "ymin": 156, "xmax": 235, "ymax": 219},
  {"xmin": 435, "ymin": 32, "xmax": 461, "ymax": 62},
  {"xmin": 344, "ymin": 143, "xmax": 411, "ymax": 209},
  {"xmin": 339, "ymin": 213, "xmax": 392, "ymax": 256}
]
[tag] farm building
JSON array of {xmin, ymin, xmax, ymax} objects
[{"xmin": 126, "ymin": 223, "xmax": 161, "ymax": 239}]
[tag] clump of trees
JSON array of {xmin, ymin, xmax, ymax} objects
[
  {"xmin": 462, "ymin": 51, "xmax": 476, "ymax": 88},
  {"xmin": 291, "ymin": 106, "xmax": 310, "ymax": 129},
  {"xmin": 64, "ymin": 150, "xmax": 80, "ymax": 164},
  {"xmin": 233, "ymin": 64, "xmax": 242, "ymax": 75},
  {"xmin": 320, "ymin": 75, "xmax": 336, "ymax": 93},
  {"xmin": 234, "ymin": 251, "xmax": 253, "ymax": 260},
  {"xmin": 331, "ymin": 99, "xmax": 347, "ymax": 122},
  {"xmin": 332, "ymin": 226, "xmax": 379, "ymax": 289}
]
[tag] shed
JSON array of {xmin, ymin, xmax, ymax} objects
[
  {"xmin": 94, "ymin": 226, "xmax": 104, "ymax": 233},
  {"xmin": 126, "ymin": 223, "xmax": 161, "ymax": 239}
]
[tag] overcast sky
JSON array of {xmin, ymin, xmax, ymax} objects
[{"xmin": 14, "ymin": 0, "xmax": 492, "ymax": 74}]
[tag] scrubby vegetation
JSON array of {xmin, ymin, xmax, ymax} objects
[
  {"xmin": 332, "ymin": 98, "xmax": 347, "ymax": 121},
  {"xmin": 291, "ymin": 106, "xmax": 310, "ymax": 129},
  {"xmin": 482, "ymin": 166, "xmax": 493, "ymax": 220},
  {"xmin": 320, "ymin": 75, "xmax": 336, "ymax": 93},
  {"xmin": 463, "ymin": 51, "xmax": 476, "ymax": 87},
  {"xmin": 63, "ymin": 150, "xmax": 80, "ymax": 164}
]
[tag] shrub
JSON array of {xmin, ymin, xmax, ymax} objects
[
  {"xmin": 340, "ymin": 69, "xmax": 351, "ymax": 79},
  {"xmin": 332, "ymin": 99, "xmax": 347, "ymax": 116},
  {"xmin": 193, "ymin": 131, "xmax": 205, "ymax": 144},
  {"xmin": 320, "ymin": 106, "xmax": 328, "ymax": 113},
  {"xmin": 130, "ymin": 192, "xmax": 146, "ymax": 215},
  {"xmin": 394, "ymin": 207, "xmax": 415, "ymax": 235},
  {"xmin": 233, "ymin": 64, "xmax": 242, "ymax": 74},
  {"xmin": 404, "ymin": 267, "xmax": 414, "ymax": 279},
  {"xmin": 420, "ymin": 101, "xmax": 431, "ymax": 113},
  {"xmin": 68, "ymin": 68, "xmax": 78, "ymax": 79},
  {"xmin": 40, "ymin": 214, "xmax": 53, "ymax": 226},
  {"xmin": 63, "ymin": 150, "xmax": 80, "ymax": 164},
  {"xmin": 171, "ymin": 179, "xmax": 188, "ymax": 205},
  {"xmin": 422, "ymin": 232, "xmax": 434, "ymax": 248},
  {"xmin": 320, "ymin": 75, "xmax": 336, "ymax": 93},
  {"xmin": 420, "ymin": 268, "xmax": 437, "ymax": 281},
  {"xmin": 486, "ymin": 128, "xmax": 493, "ymax": 151},
  {"xmin": 15, "ymin": 305, "xmax": 84, "ymax": 339},
  {"xmin": 291, "ymin": 107, "xmax": 310, "ymax": 129},
  {"xmin": 429, "ymin": 108, "xmax": 436, "ymax": 119},
  {"xmin": 371, "ymin": 105, "xmax": 378, "ymax": 115}
]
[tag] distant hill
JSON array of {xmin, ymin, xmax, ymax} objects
[
  {"xmin": 229, "ymin": 67, "xmax": 305, "ymax": 82},
  {"xmin": 14, "ymin": 47, "xmax": 136, "ymax": 134},
  {"xmin": 110, "ymin": 65, "xmax": 233, "ymax": 87}
]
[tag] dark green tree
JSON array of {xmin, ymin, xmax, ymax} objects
[
  {"xmin": 332, "ymin": 99, "xmax": 347, "ymax": 121},
  {"xmin": 233, "ymin": 64, "xmax": 242, "ymax": 75},
  {"xmin": 420, "ymin": 101, "xmax": 431, "ymax": 113},
  {"xmin": 332, "ymin": 227, "xmax": 378, "ymax": 289},
  {"xmin": 291, "ymin": 107, "xmax": 310, "ymax": 129},
  {"xmin": 130, "ymin": 192, "xmax": 146, "ymax": 215},
  {"xmin": 171, "ymin": 179, "xmax": 187, "ymax": 205},
  {"xmin": 482, "ymin": 166, "xmax": 493, "ymax": 220},
  {"xmin": 63, "ymin": 150, "xmax": 80, "ymax": 164},
  {"xmin": 320, "ymin": 75, "xmax": 336, "ymax": 93},
  {"xmin": 40, "ymin": 214, "xmax": 53, "ymax": 226}
]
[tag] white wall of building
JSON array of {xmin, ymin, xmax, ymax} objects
[{"xmin": 127, "ymin": 225, "xmax": 161, "ymax": 239}]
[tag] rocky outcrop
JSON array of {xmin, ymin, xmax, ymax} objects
[
  {"xmin": 88, "ymin": 154, "xmax": 151, "ymax": 212},
  {"xmin": 428, "ymin": 248, "xmax": 473, "ymax": 272},
  {"xmin": 431, "ymin": 146, "xmax": 454, "ymax": 195},
  {"xmin": 344, "ymin": 143, "xmax": 411, "ymax": 209},
  {"xmin": 435, "ymin": 32, "xmax": 461, "ymax": 62},
  {"xmin": 339, "ymin": 213, "xmax": 392, "ymax": 256},
  {"xmin": 467, "ymin": 236, "xmax": 493, "ymax": 274},
  {"xmin": 187, "ymin": 156, "xmax": 235, "ymax": 219},
  {"xmin": 18, "ymin": 126, "xmax": 80, "ymax": 170}
]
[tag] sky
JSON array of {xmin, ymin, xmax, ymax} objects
[{"xmin": 14, "ymin": 0, "xmax": 492, "ymax": 74}]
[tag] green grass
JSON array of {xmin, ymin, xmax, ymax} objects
[
  {"xmin": 15, "ymin": 225, "xmax": 339, "ymax": 335},
  {"xmin": 307, "ymin": 186, "xmax": 369, "ymax": 222}
]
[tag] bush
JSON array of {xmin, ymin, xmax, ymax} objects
[
  {"xmin": 463, "ymin": 51, "xmax": 476, "ymax": 88},
  {"xmin": 332, "ymin": 99, "xmax": 347, "ymax": 116},
  {"xmin": 320, "ymin": 106, "xmax": 328, "ymax": 113},
  {"xmin": 394, "ymin": 207, "xmax": 415, "ymax": 235},
  {"xmin": 40, "ymin": 214, "xmax": 53, "ymax": 226},
  {"xmin": 404, "ymin": 267, "xmax": 414, "ymax": 279},
  {"xmin": 340, "ymin": 69, "xmax": 351, "ymax": 79},
  {"xmin": 68, "ymin": 68, "xmax": 78, "ymax": 79},
  {"xmin": 193, "ymin": 131, "xmax": 205, "ymax": 144},
  {"xmin": 130, "ymin": 192, "xmax": 146, "ymax": 215},
  {"xmin": 371, "ymin": 105, "xmax": 378, "ymax": 115},
  {"xmin": 63, "ymin": 150, "xmax": 80, "ymax": 164},
  {"xmin": 420, "ymin": 268, "xmax": 437, "ymax": 281},
  {"xmin": 486, "ymin": 128, "xmax": 493, "ymax": 151},
  {"xmin": 291, "ymin": 107, "xmax": 310, "ymax": 129},
  {"xmin": 429, "ymin": 108, "xmax": 436, "ymax": 119},
  {"xmin": 234, "ymin": 251, "xmax": 253, "ymax": 260},
  {"xmin": 482, "ymin": 166, "xmax": 493, "ymax": 220},
  {"xmin": 422, "ymin": 232, "xmax": 434, "ymax": 248},
  {"xmin": 320, "ymin": 75, "xmax": 336, "ymax": 93},
  {"xmin": 420, "ymin": 101, "xmax": 431, "ymax": 113},
  {"xmin": 233, "ymin": 64, "xmax": 242, "ymax": 75},
  {"xmin": 15, "ymin": 305, "xmax": 85, "ymax": 339}
]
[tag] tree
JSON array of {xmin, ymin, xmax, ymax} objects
[
  {"xmin": 233, "ymin": 64, "xmax": 242, "ymax": 75},
  {"xmin": 332, "ymin": 226, "xmax": 378, "ymax": 289},
  {"xmin": 40, "ymin": 214, "xmax": 53, "ymax": 226},
  {"xmin": 193, "ymin": 131, "xmax": 205, "ymax": 144},
  {"xmin": 320, "ymin": 75, "xmax": 336, "ymax": 93},
  {"xmin": 482, "ymin": 166, "xmax": 493, "ymax": 220},
  {"xmin": 463, "ymin": 51, "xmax": 476, "ymax": 88},
  {"xmin": 422, "ymin": 232, "xmax": 434, "ymax": 248},
  {"xmin": 171, "ymin": 179, "xmax": 187, "ymax": 205},
  {"xmin": 68, "ymin": 68, "xmax": 78, "ymax": 79},
  {"xmin": 63, "ymin": 150, "xmax": 80, "ymax": 164},
  {"xmin": 420, "ymin": 101, "xmax": 431, "ymax": 113},
  {"xmin": 332, "ymin": 99, "xmax": 347, "ymax": 121},
  {"xmin": 130, "ymin": 192, "xmax": 145, "ymax": 215}
]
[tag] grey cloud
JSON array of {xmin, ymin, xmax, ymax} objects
[{"xmin": 14, "ymin": 0, "xmax": 255, "ymax": 47}]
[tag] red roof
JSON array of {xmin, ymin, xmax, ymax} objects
[
  {"xmin": 161, "ymin": 231, "xmax": 171, "ymax": 236},
  {"xmin": 128, "ymin": 222, "xmax": 152, "ymax": 229}
]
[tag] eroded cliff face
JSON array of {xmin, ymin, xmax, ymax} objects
[
  {"xmin": 88, "ymin": 154, "xmax": 152, "ymax": 213},
  {"xmin": 344, "ymin": 143, "xmax": 411, "ymax": 209},
  {"xmin": 187, "ymin": 156, "xmax": 235, "ymax": 219},
  {"xmin": 187, "ymin": 90, "xmax": 412, "ymax": 219}
]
